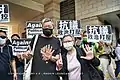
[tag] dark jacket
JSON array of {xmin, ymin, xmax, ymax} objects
[
  {"xmin": 60, "ymin": 47, "xmax": 103, "ymax": 80},
  {"xmin": 0, "ymin": 45, "xmax": 13, "ymax": 80}
]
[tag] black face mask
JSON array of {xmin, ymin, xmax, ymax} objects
[{"xmin": 43, "ymin": 29, "xmax": 53, "ymax": 36}]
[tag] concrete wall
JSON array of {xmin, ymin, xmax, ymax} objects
[
  {"xmin": 112, "ymin": 27, "xmax": 117, "ymax": 46},
  {"xmin": 75, "ymin": 0, "xmax": 120, "ymax": 42},
  {"xmin": 19, "ymin": 0, "xmax": 60, "ymax": 36},
  {"xmin": 75, "ymin": 0, "xmax": 120, "ymax": 20},
  {"xmin": 80, "ymin": 16, "xmax": 102, "ymax": 30},
  {"xmin": 75, "ymin": 0, "xmax": 120, "ymax": 40},
  {"xmin": 0, "ymin": 24, "xmax": 13, "ymax": 39},
  {"xmin": 0, "ymin": 0, "xmax": 60, "ymax": 38}
]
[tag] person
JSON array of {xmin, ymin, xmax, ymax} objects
[
  {"xmin": 0, "ymin": 30, "xmax": 17, "ymax": 80},
  {"xmin": 75, "ymin": 37, "xmax": 82, "ymax": 47},
  {"xmin": 95, "ymin": 41, "xmax": 104, "ymax": 58},
  {"xmin": 11, "ymin": 34, "xmax": 24, "ymax": 80},
  {"xmin": 98, "ymin": 42, "xmax": 116, "ymax": 80},
  {"xmin": 115, "ymin": 38, "xmax": 120, "ymax": 77},
  {"xmin": 60, "ymin": 35, "xmax": 103, "ymax": 80},
  {"xmin": 80, "ymin": 31, "xmax": 104, "ymax": 79},
  {"xmin": 80, "ymin": 31, "xmax": 98, "ymax": 55},
  {"xmin": 22, "ymin": 18, "xmax": 61, "ymax": 80},
  {"xmin": 11, "ymin": 34, "xmax": 20, "ymax": 39}
]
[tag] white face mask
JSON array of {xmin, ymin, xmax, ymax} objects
[
  {"xmin": 63, "ymin": 41, "xmax": 74, "ymax": 51},
  {"xmin": 0, "ymin": 37, "xmax": 6, "ymax": 45}
]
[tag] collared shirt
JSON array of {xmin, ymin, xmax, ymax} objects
[{"xmin": 115, "ymin": 44, "xmax": 120, "ymax": 60}]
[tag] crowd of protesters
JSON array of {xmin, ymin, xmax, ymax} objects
[{"xmin": 0, "ymin": 18, "xmax": 120, "ymax": 80}]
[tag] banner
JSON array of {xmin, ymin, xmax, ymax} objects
[
  {"xmin": 57, "ymin": 20, "xmax": 81, "ymax": 38},
  {"xmin": 0, "ymin": 4, "xmax": 9, "ymax": 23},
  {"xmin": 86, "ymin": 25, "xmax": 112, "ymax": 42},
  {"xmin": 12, "ymin": 39, "xmax": 31, "ymax": 56},
  {"xmin": 26, "ymin": 21, "xmax": 42, "ymax": 38}
]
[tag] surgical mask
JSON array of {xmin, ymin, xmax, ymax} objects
[
  {"xmin": 63, "ymin": 41, "xmax": 74, "ymax": 51},
  {"xmin": 0, "ymin": 37, "xmax": 6, "ymax": 45},
  {"xmin": 43, "ymin": 28, "xmax": 53, "ymax": 36},
  {"xmin": 83, "ymin": 37, "xmax": 87, "ymax": 43}
]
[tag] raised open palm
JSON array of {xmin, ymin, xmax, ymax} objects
[
  {"xmin": 41, "ymin": 45, "xmax": 55, "ymax": 61},
  {"xmin": 81, "ymin": 44, "xmax": 94, "ymax": 60}
]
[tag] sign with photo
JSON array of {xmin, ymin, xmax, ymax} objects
[
  {"xmin": 86, "ymin": 25, "xmax": 112, "ymax": 42},
  {"xmin": 26, "ymin": 21, "xmax": 42, "ymax": 38},
  {"xmin": 57, "ymin": 20, "xmax": 81, "ymax": 38},
  {"xmin": 12, "ymin": 39, "xmax": 31, "ymax": 56},
  {"xmin": 0, "ymin": 4, "xmax": 9, "ymax": 23}
]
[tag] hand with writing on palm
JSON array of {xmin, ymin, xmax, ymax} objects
[
  {"xmin": 41, "ymin": 45, "xmax": 54, "ymax": 61},
  {"xmin": 81, "ymin": 44, "xmax": 94, "ymax": 60}
]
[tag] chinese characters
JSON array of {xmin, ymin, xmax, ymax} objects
[{"xmin": 86, "ymin": 25, "xmax": 112, "ymax": 42}]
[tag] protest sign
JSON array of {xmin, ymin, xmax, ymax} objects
[
  {"xmin": 26, "ymin": 21, "xmax": 42, "ymax": 38},
  {"xmin": 12, "ymin": 39, "xmax": 31, "ymax": 56},
  {"xmin": 86, "ymin": 25, "xmax": 112, "ymax": 43},
  {"xmin": 57, "ymin": 20, "xmax": 81, "ymax": 38},
  {"xmin": 0, "ymin": 4, "xmax": 9, "ymax": 23}
]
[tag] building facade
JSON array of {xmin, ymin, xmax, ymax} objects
[
  {"xmin": 75, "ymin": 0, "xmax": 120, "ymax": 45},
  {"xmin": 0, "ymin": 0, "xmax": 120, "ymax": 44}
]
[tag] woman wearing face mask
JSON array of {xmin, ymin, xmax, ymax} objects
[
  {"xmin": 60, "ymin": 35, "xmax": 103, "ymax": 80},
  {"xmin": 11, "ymin": 34, "xmax": 24, "ymax": 80}
]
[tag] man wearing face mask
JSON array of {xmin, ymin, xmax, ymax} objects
[
  {"xmin": 60, "ymin": 35, "xmax": 103, "ymax": 80},
  {"xmin": 0, "ymin": 30, "xmax": 17, "ymax": 80},
  {"xmin": 22, "ymin": 18, "xmax": 61, "ymax": 80}
]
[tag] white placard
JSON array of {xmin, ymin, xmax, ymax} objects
[
  {"xmin": 0, "ymin": 4, "xmax": 10, "ymax": 23},
  {"xmin": 26, "ymin": 21, "xmax": 42, "ymax": 38},
  {"xmin": 12, "ymin": 39, "xmax": 31, "ymax": 56},
  {"xmin": 86, "ymin": 25, "xmax": 112, "ymax": 43},
  {"xmin": 57, "ymin": 20, "xmax": 81, "ymax": 38}
]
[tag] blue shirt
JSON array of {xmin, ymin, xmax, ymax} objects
[{"xmin": 115, "ymin": 44, "xmax": 120, "ymax": 60}]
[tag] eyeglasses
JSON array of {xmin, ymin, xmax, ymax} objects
[
  {"xmin": 63, "ymin": 40, "xmax": 73, "ymax": 43},
  {"xmin": 0, "ymin": 36, "xmax": 6, "ymax": 39}
]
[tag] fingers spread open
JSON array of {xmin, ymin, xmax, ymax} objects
[
  {"xmin": 51, "ymin": 49, "xmax": 55, "ymax": 54},
  {"xmin": 49, "ymin": 46, "xmax": 52, "ymax": 53},
  {"xmin": 80, "ymin": 56, "xmax": 87, "ymax": 59},
  {"xmin": 47, "ymin": 44, "xmax": 50, "ymax": 49},
  {"xmin": 83, "ymin": 46, "xmax": 87, "ymax": 53},
  {"xmin": 85, "ymin": 44, "xmax": 90, "ymax": 51}
]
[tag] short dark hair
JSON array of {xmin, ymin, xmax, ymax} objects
[
  {"xmin": 76, "ymin": 37, "xmax": 81, "ymax": 40},
  {"xmin": 11, "ymin": 34, "xmax": 20, "ymax": 39},
  {"xmin": 83, "ymin": 31, "xmax": 87, "ymax": 35},
  {"xmin": 0, "ymin": 30, "xmax": 7, "ymax": 35},
  {"xmin": 117, "ymin": 38, "xmax": 120, "ymax": 44}
]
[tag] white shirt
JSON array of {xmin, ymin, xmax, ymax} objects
[{"xmin": 67, "ymin": 49, "xmax": 81, "ymax": 80}]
